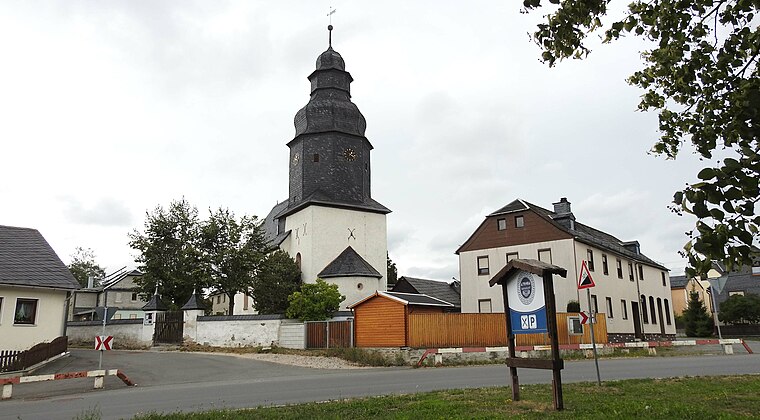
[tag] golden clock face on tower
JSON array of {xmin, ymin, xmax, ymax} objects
[{"xmin": 343, "ymin": 148, "xmax": 357, "ymax": 161}]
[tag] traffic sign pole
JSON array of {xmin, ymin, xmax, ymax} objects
[
  {"xmin": 98, "ymin": 306, "xmax": 107, "ymax": 370},
  {"xmin": 586, "ymin": 288, "xmax": 601, "ymax": 386}
]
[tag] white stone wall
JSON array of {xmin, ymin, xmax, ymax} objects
[
  {"xmin": 195, "ymin": 319, "xmax": 281, "ymax": 347},
  {"xmin": 282, "ymin": 206, "xmax": 387, "ymax": 309},
  {"xmin": 66, "ymin": 321, "xmax": 153, "ymax": 348},
  {"xmin": 0, "ymin": 286, "xmax": 69, "ymax": 351}
]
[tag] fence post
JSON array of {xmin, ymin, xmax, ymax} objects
[{"xmin": 326, "ymin": 321, "xmax": 330, "ymax": 349}]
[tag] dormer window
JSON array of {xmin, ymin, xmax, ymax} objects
[{"xmin": 497, "ymin": 218, "xmax": 506, "ymax": 231}]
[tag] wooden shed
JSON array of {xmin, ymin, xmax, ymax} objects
[{"xmin": 348, "ymin": 291, "xmax": 455, "ymax": 347}]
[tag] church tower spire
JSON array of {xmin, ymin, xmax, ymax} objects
[{"xmin": 280, "ymin": 28, "xmax": 389, "ymax": 218}]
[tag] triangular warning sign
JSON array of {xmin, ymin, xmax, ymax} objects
[{"xmin": 578, "ymin": 260, "xmax": 595, "ymax": 289}]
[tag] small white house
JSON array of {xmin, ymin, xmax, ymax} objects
[{"xmin": 0, "ymin": 225, "xmax": 80, "ymax": 351}]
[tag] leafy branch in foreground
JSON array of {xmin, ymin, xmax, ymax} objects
[{"xmin": 524, "ymin": 0, "xmax": 759, "ymax": 276}]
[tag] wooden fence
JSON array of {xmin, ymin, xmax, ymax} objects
[
  {"xmin": 0, "ymin": 336, "xmax": 68, "ymax": 373},
  {"xmin": 407, "ymin": 313, "xmax": 607, "ymax": 348},
  {"xmin": 306, "ymin": 320, "xmax": 353, "ymax": 349}
]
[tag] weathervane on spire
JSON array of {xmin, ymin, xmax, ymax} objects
[{"xmin": 327, "ymin": 6, "xmax": 336, "ymax": 47}]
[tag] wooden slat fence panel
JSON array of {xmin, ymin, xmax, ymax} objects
[
  {"xmin": 0, "ymin": 336, "xmax": 68, "ymax": 373},
  {"xmin": 407, "ymin": 313, "xmax": 608, "ymax": 348},
  {"xmin": 306, "ymin": 320, "xmax": 353, "ymax": 349}
]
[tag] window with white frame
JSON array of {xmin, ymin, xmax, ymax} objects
[
  {"xmin": 506, "ymin": 252, "xmax": 519, "ymax": 263},
  {"xmin": 621, "ymin": 299, "xmax": 628, "ymax": 319},
  {"xmin": 497, "ymin": 218, "xmax": 507, "ymax": 231},
  {"xmin": 478, "ymin": 299, "xmax": 492, "ymax": 313},
  {"xmin": 587, "ymin": 250, "xmax": 595, "ymax": 271},
  {"xmin": 477, "ymin": 256, "xmax": 490, "ymax": 276},
  {"xmin": 14, "ymin": 298, "xmax": 38, "ymax": 325},
  {"xmin": 131, "ymin": 292, "xmax": 138, "ymax": 302},
  {"xmin": 616, "ymin": 258, "xmax": 623, "ymax": 279},
  {"xmin": 591, "ymin": 294, "xmax": 598, "ymax": 314},
  {"xmin": 628, "ymin": 262, "xmax": 635, "ymax": 281},
  {"xmin": 568, "ymin": 317, "xmax": 583, "ymax": 335},
  {"xmin": 638, "ymin": 264, "xmax": 645, "ymax": 280},
  {"xmin": 515, "ymin": 215, "xmax": 524, "ymax": 228},
  {"xmin": 605, "ymin": 297, "xmax": 613, "ymax": 318},
  {"xmin": 538, "ymin": 249, "xmax": 552, "ymax": 264},
  {"xmin": 602, "ymin": 255, "xmax": 609, "ymax": 275}
]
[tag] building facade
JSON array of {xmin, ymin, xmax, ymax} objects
[
  {"xmin": 262, "ymin": 30, "xmax": 390, "ymax": 309},
  {"xmin": 456, "ymin": 198, "xmax": 676, "ymax": 341}
]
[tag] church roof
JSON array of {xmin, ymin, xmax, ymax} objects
[
  {"xmin": 318, "ymin": 246, "xmax": 382, "ymax": 279},
  {"xmin": 316, "ymin": 47, "xmax": 345, "ymax": 71},
  {"xmin": 276, "ymin": 190, "xmax": 391, "ymax": 219}
]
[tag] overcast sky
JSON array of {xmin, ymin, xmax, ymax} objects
[{"xmin": 1, "ymin": 1, "xmax": 709, "ymax": 280}]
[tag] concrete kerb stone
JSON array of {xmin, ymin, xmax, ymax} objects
[
  {"xmin": 415, "ymin": 338, "xmax": 751, "ymax": 366},
  {"xmin": 0, "ymin": 368, "xmax": 135, "ymax": 400}
]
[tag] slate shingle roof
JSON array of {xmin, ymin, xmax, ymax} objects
[
  {"xmin": 142, "ymin": 293, "xmax": 168, "ymax": 311},
  {"xmin": 383, "ymin": 291, "xmax": 456, "ymax": 307},
  {"xmin": 318, "ymin": 246, "xmax": 382, "ymax": 278},
  {"xmin": 0, "ymin": 225, "xmax": 80, "ymax": 290},
  {"xmin": 472, "ymin": 199, "xmax": 668, "ymax": 271},
  {"xmin": 670, "ymin": 275, "xmax": 689, "ymax": 289},
  {"xmin": 392, "ymin": 277, "xmax": 461, "ymax": 307}
]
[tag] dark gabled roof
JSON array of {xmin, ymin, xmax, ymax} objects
[
  {"xmin": 276, "ymin": 190, "xmax": 391, "ymax": 220},
  {"xmin": 181, "ymin": 292, "xmax": 206, "ymax": 310},
  {"xmin": 524, "ymin": 200, "xmax": 668, "ymax": 270},
  {"xmin": 383, "ymin": 291, "xmax": 456, "ymax": 307},
  {"xmin": 101, "ymin": 267, "xmax": 143, "ymax": 290},
  {"xmin": 393, "ymin": 277, "xmax": 461, "ymax": 307},
  {"xmin": 263, "ymin": 200, "xmax": 289, "ymax": 246},
  {"xmin": 0, "ymin": 225, "xmax": 80, "ymax": 290},
  {"xmin": 318, "ymin": 246, "xmax": 382, "ymax": 278},
  {"xmin": 142, "ymin": 293, "xmax": 168, "ymax": 311},
  {"xmin": 489, "ymin": 199, "xmax": 529, "ymax": 216},
  {"xmin": 669, "ymin": 275, "xmax": 689, "ymax": 289},
  {"xmin": 347, "ymin": 291, "xmax": 456, "ymax": 308}
]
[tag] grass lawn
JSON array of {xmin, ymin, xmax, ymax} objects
[{"xmin": 132, "ymin": 375, "xmax": 760, "ymax": 419}]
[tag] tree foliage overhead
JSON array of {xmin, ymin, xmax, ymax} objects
[
  {"xmin": 386, "ymin": 252, "xmax": 398, "ymax": 290},
  {"xmin": 524, "ymin": 0, "xmax": 759, "ymax": 277},
  {"xmin": 68, "ymin": 246, "xmax": 106, "ymax": 288},
  {"xmin": 251, "ymin": 250, "xmax": 302, "ymax": 314},
  {"xmin": 683, "ymin": 290, "xmax": 714, "ymax": 337},
  {"xmin": 286, "ymin": 278, "xmax": 345, "ymax": 321},
  {"xmin": 200, "ymin": 207, "xmax": 271, "ymax": 314},
  {"xmin": 129, "ymin": 198, "xmax": 207, "ymax": 308},
  {"xmin": 719, "ymin": 292, "xmax": 760, "ymax": 324}
]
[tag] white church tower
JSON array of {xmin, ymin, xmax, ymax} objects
[{"xmin": 263, "ymin": 26, "xmax": 390, "ymax": 308}]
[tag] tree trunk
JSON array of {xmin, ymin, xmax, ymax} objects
[{"xmin": 227, "ymin": 292, "xmax": 236, "ymax": 315}]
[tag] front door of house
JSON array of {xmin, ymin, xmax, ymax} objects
[{"xmin": 631, "ymin": 301, "xmax": 643, "ymax": 340}]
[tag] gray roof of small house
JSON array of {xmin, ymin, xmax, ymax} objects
[
  {"xmin": 101, "ymin": 267, "xmax": 143, "ymax": 290},
  {"xmin": 392, "ymin": 277, "xmax": 461, "ymax": 307},
  {"xmin": 181, "ymin": 292, "xmax": 206, "ymax": 310},
  {"xmin": 0, "ymin": 225, "xmax": 80, "ymax": 290},
  {"xmin": 670, "ymin": 275, "xmax": 689, "ymax": 289},
  {"xmin": 714, "ymin": 265, "xmax": 760, "ymax": 304},
  {"xmin": 318, "ymin": 246, "xmax": 382, "ymax": 278},
  {"xmin": 384, "ymin": 291, "xmax": 456, "ymax": 307}
]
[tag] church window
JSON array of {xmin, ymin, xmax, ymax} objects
[
  {"xmin": 296, "ymin": 253, "xmax": 301, "ymax": 270},
  {"xmin": 477, "ymin": 256, "xmax": 489, "ymax": 276},
  {"xmin": 357, "ymin": 283, "xmax": 363, "ymax": 290},
  {"xmin": 497, "ymin": 218, "xmax": 506, "ymax": 231},
  {"xmin": 313, "ymin": 154, "xmax": 320, "ymax": 162},
  {"xmin": 515, "ymin": 215, "xmax": 524, "ymax": 228}
]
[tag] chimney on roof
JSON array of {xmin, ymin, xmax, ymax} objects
[
  {"xmin": 552, "ymin": 197, "xmax": 575, "ymax": 230},
  {"xmin": 623, "ymin": 241, "xmax": 640, "ymax": 254},
  {"xmin": 87, "ymin": 275, "xmax": 94, "ymax": 289}
]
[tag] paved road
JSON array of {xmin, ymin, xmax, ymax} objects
[{"xmin": 1, "ymin": 351, "xmax": 758, "ymax": 420}]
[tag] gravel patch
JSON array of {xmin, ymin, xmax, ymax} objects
[{"xmin": 198, "ymin": 351, "xmax": 372, "ymax": 369}]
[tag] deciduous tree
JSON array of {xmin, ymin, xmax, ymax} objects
[
  {"xmin": 286, "ymin": 279, "xmax": 345, "ymax": 321},
  {"xmin": 386, "ymin": 253, "xmax": 398, "ymax": 290},
  {"xmin": 524, "ymin": 0, "xmax": 759, "ymax": 277},
  {"xmin": 67, "ymin": 246, "xmax": 105, "ymax": 288},
  {"xmin": 719, "ymin": 293, "xmax": 760, "ymax": 324},
  {"xmin": 251, "ymin": 250, "xmax": 302, "ymax": 314}
]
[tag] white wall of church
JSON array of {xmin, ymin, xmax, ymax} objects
[{"xmin": 282, "ymin": 205, "xmax": 387, "ymax": 309}]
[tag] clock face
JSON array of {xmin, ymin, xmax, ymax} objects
[
  {"xmin": 292, "ymin": 153, "xmax": 300, "ymax": 165},
  {"xmin": 343, "ymin": 148, "xmax": 357, "ymax": 161}
]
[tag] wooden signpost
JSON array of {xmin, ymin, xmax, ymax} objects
[{"xmin": 489, "ymin": 259, "xmax": 567, "ymax": 410}]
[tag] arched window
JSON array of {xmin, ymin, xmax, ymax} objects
[
  {"xmin": 649, "ymin": 296, "xmax": 657, "ymax": 324},
  {"xmin": 641, "ymin": 295, "xmax": 649, "ymax": 323},
  {"xmin": 296, "ymin": 253, "xmax": 302, "ymax": 270},
  {"xmin": 664, "ymin": 299, "xmax": 672, "ymax": 325}
]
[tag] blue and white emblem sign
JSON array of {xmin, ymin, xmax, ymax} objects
[{"xmin": 508, "ymin": 270, "xmax": 548, "ymax": 334}]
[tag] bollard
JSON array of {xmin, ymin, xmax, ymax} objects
[
  {"xmin": 434, "ymin": 354, "xmax": 443, "ymax": 365},
  {"xmin": 723, "ymin": 344, "xmax": 734, "ymax": 355},
  {"xmin": 2, "ymin": 384, "xmax": 12, "ymax": 400},
  {"xmin": 93, "ymin": 376, "xmax": 104, "ymax": 389}
]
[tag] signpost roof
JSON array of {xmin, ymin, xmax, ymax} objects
[{"xmin": 489, "ymin": 259, "xmax": 567, "ymax": 287}]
